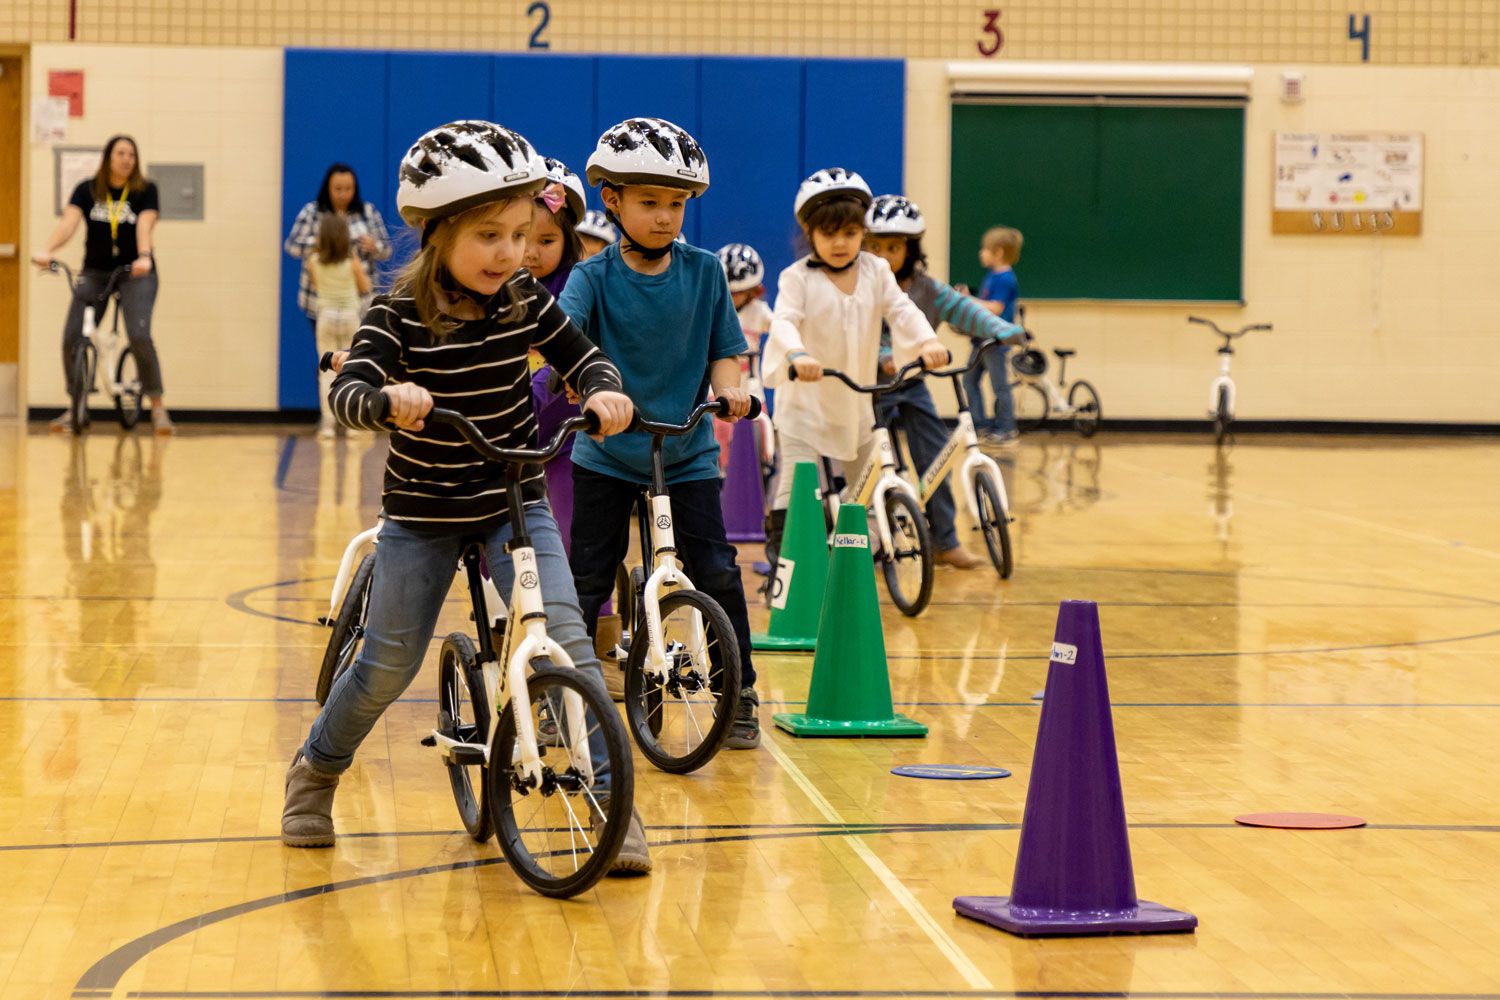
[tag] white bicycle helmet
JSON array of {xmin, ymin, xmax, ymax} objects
[
  {"xmin": 585, "ymin": 117, "xmax": 710, "ymax": 195},
  {"xmin": 576, "ymin": 209, "xmax": 618, "ymax": 243},
  {"xmin": 717, "ymin": 243, "xmax": 765, "ymax": 292},
  {"xmin": 866, "ymin": 194, "xmax": 925, "ymax": 237},
  {"xmin": 397, "ymin": 120, "xmax": 547, "ymax": 228},
  {"xmin": 794, "ymin": 168, "xmax": 872, "ymax": 223},
  {"xmin": 542, "ymin": 156, "xmax": 587, "ymax": 220}
]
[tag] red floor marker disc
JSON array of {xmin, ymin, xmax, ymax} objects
[{"xmin": 1234, "ymin": 812, "xmax": 1367, "ymax": 830}]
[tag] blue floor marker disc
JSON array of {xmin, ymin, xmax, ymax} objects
[{"xmin": 891, "ymin": 764, "xmax": 1012, "ymax": 780}]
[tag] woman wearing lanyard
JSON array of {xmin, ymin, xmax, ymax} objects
[{"xmin": 33, "ymin": 134, "xmax": 174, "ymax": 434}]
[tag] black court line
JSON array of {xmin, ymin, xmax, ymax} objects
[
  {"xmin": 17, "ymin": 819, "xmax": 1500, "ymax": 855},
  {"xmin": 69, "ymin": 991, "xmax": 1500, "ymax": 1000}
]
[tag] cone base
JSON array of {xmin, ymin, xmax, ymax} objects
[
  {"xmin": 772, "ymin": 712, "xmax": 928, "ymax": 737},
  {"xmin": 953, "ymin": 896, "xmax": 1197, "ymax": 937},
  {"xmin": 751, "ymin": 633, "xmax": 817, "ymax": 652}
]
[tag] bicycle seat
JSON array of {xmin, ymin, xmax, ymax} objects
[{"xmin": 1052, "ymin": 349, "xmax": 1076, "ymax": 359}]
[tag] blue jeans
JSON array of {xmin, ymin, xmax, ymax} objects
[
  {"xmin": 962, "ymin": 339, "xmax": 1016, "ymax": 435},
  {"xmin": 303, "ymin": 502, "xmax": 612, "ymax": 790},
  {"xmin": 875, "ymin": 380, "xmax": 961, "ymax": 551}
]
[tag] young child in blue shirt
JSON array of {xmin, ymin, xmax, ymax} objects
[
  {"xmin": 969, "ymin": 225, "xmax": 1024, "ymax": 443},
  {"xmin": 557, "ymin": 119, "xmax": 762, "ymax": 772}
]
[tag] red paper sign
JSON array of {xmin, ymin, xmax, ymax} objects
[{"xmin": 48, "ymin": 70, "xmax": 84, "ymax": 117}]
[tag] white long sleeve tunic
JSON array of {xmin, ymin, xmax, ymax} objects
[{"xmin": 763, "ymin": 252, "xmax": 940, "ymax": 461}]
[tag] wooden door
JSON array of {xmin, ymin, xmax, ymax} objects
[{"xmin": 0, "ymin": 56, "xmax": 22, "ymax": 416}]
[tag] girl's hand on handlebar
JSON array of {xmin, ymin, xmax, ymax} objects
[
  {"xmin": 714, "ymin": 384, "xmax": 753, "ymax": 422},
  {"xmin": 327, "ymin": 350, "xmax": 350, "ymax": 373},
  {"xmin": 584, "ymin": 390, "xmax": 633, "ymax": 440},
  {"xmin": 791, "ymin": 354, "xmax": 824, "ymax": 381},
  {"xmin": 382, "ymin": 382, "xmax": 434, "ymax": 431},
  {"xmin": 920, "ymin": 342, "xmax": 952, "ymax": 371}
]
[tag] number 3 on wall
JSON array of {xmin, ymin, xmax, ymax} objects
[
  {"xmin": 977, "ymin": 9, "xmax": 1004, "ymax": 58},
  {"xmin": 528, "ymin": 1, "xmax": 551, "ymax": 50}
]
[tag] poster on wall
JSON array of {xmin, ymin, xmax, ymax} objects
[
  {"xmin": 1272, "ymin": 132, "xmax": 1423, "ymax": 235},
  {"xmin": 54, "ymin": 146, "xmax": 101, "ymax": 216}
]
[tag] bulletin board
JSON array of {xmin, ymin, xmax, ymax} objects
[{"xmin": 1272, "ymin": 132, "xmax": 1423, "ymax": 235}]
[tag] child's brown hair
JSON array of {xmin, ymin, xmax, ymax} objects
[
  {"xmin": 983, "ymin": 226, "xmax": 1024, "ymax": 265},
  {"xmin": 315, "ymin": 213, "xmax": 352, "ymax": 265}
]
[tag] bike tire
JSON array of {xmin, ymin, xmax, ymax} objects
[
  {"xmin": 623, "ymin": 588, "xmax": 741, "ymax": 774},
  {"xmin": 974, "ymin": 471, "xmax": 1014, "ymax": 580},
  {"xmin": 1012, "ymin": 382, "xmax": 1049, "ymax": 434},
  {"xmin": 881, "ymin": 489, "xmax": 934, "ymax": 617},
  {"xmin": 437, "ymin": 632, "xmax": 492, "ymax": 842},
  {"xmin": 69, "ymin": 342, "xmax": 96, "ymax": 434},
  {"xmin": 487, "ymin": 665, "xmax": 633, "ymax": 898},
  {"xmin": 1214, "ymin": 385, "xmax": 1232, "ymax": 446},
  {"xmin": 114, "ymin": 346, "xmax": 145, "ymax": 430},
  {"xmin": 1068, "ymin": 379, "xmax": 1102, "ymax": 438},
  {"xmin": 316, "ymin": 552, "xmax": 374, "ymax": 706}
]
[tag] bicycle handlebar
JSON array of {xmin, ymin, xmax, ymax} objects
[
  {"xmin": 44, "ymin": 261, "xmax": 134, "ymax": 296},
  {"xmin": 1188, "ymin": 316, "xmax": 1273, "ymax": 338},
  {"xmin": 925, "ymin": 336, "xmax": 1010, "ymax": 379},
  {"xmin": 631, "ymin": 395, "xmax": 762, "ymax": 437},
  {"xmin": 788, "ymin": 355, "xmax": 927, "ymax": 394}
]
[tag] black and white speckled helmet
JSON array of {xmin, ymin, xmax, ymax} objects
[
  {"xmin": 717, "ymin": 243, "xmax": 765, "ymax": 292},
  {"xmin": 794, "ymin": 168, "xmax": 872, "ymax": 223},
  {"xmin": 585, "ymin": 118, "xmax": 710, "ymax": 195},
  {"xmin": 576, "ymin": 209, "xmax": 618, "ymax": 243},
  {"xmin": 866, "ymin": 194, "xmax": 926, "ymax": 237},
  {"xmin": 396, "ymin": 120, "xmax": 547, "ymax": 228}
]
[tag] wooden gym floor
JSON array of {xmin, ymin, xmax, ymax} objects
[{"xmin": 1, "ymin": 425, "xmax": 1497, "ymax": 1000}]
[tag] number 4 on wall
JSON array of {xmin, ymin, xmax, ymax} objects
[{"xmin": 1348, "ymin": 13, "xmax": 1371, "ymax": 62}]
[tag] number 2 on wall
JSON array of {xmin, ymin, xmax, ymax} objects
[
  {"xmin": 528, "ymin": 1, "xmax": 551, "ymax": 50},
  {"xmin": 977, "ymin": 9, "xmax": 1004, "ymax": 58}
]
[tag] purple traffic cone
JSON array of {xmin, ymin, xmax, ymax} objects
[
  {"xmin": 953, "ymin": 600, "xmax": 1196, "ymax": 936},
  {"xmin": 543, "ymin": 456, "xmax": 574, "ymax": 558},
  {"xmin": 721, "ymin": 416, "xmax": 766, "ymax": 542}
]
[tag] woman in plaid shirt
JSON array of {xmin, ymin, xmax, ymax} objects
[{"xmin": 283, "ymin": 163, "xmax": 392, "ymax": 326}]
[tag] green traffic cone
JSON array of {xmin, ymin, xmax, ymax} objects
[
  {"xmin": 773, "ymin": 503, "xmax": 928, "ymax": 737},
  {"xmin": 752, "ymin": 461, "xmax": 828, "ymax": 652}
]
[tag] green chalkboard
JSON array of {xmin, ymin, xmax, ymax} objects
[{"xmin": 949, "ymin": 100, "xmax": 1245, "ymax": 302}]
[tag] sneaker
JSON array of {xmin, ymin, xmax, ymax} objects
[
  {"xmin": 725, "ymin": 687, "xmax": 761, "ymax": 749},
  {"xmin": 982, "ymin": 429, "xmax": 1019, "ymax": 448},
  {"xmin": 592, "ymin": 805, "xmax": 652, "ymax": 875},
  {"xmin": 49, "ymin": 413, "xmax": 74, "ymax": 433},
  {"xmin": 317, "ymin": 421, "xmax": 336, "ymax": 440},
  {"xmin": 935, "ymin": 545, "xmax": 982, "ymax": 570},
  {"xmin": 152, "ymin": 408, "xmax": 175, "ymax": 436},
  {"xmin": 281, "ymin": 751, "xmax": 339, "ymax": 847}
]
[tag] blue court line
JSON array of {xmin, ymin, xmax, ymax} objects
[
  {"xmin": 63, "ymin": 822, "xmax": 1500, "ymax": 996},
  {"xmin": 16, "ymin": 820, "xmax": 1500, "ymax": 855},
  {"xmin": 4, "ymin": 695, "xmax": 1500, "ymax": 710}
]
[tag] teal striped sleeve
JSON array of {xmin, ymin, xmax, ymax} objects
[{"xmin": 934, "ymin": 281, "xmax": 1024, "ymax": 341}]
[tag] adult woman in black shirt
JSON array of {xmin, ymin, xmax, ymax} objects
[{"xmin": 32, "ymin": 135, "xmax": 174, "ymax": 434}]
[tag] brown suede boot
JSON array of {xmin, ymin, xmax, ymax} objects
[{"xmin": 282, "ymin": 751, "xmax": 339, "ymax": 847}]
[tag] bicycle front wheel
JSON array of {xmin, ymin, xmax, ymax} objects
[
  {"xmin": 114, "ymin": 347, "xmax": 145, "ymax": 429},
  {"xmin": 69, "ymin": 342, "xmax": 96, "ymax": 434},
  {"xmin": 437, "ymin": 633, "xmax": 491, "ymax": 842},
  {"xmin": 487, "ymin": 665, "xmax": 633, "ymax": 898},
  {"xmin": 881, "ymin": 489, "xmax": 933, "ymax": 617},
  {"xmin": 1068, "ymin": 380, "xmax": 1101, "ymax": 437},
  {"xmin": 974, "ymin": 471, "xmax": 1014, "ymax": 580},
  {"xmin": 1013, "ymin": 382, "xmax": 1048, "ymax": 434},
  {"xmin": 316, "ymin": 552, "xmax": 373, "ymax": 705},
  {"xmin": 624, "ymin": 588, "xmax": 741, "ymax": 773}
]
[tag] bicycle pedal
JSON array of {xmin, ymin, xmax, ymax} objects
[
  {"xmin": 316, "ymin": 615, "xmax": 334, "ymax": 627},
  {"xmin": 420, "ymin": 734, "xmax": 437, "ymax": 747},
  {"xmin": 447, "ymin": 745, "xmax": 487, "ymax": 766}
]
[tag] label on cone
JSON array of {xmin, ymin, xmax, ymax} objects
[
  {"xmin": 1050, "ymin": 642, "xmax": 1078, "ymax": 665},
  {"xmin": 833, "ymin": 533, "xmax": 866, "ymax": 548},
  {"xmin": 770, "ymin": 557, "xmax": 794, "ymax": 610}
]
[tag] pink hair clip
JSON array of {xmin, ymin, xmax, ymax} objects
[{"xmin": 540, "ymin": 183, "xmax": 567, "ymax": 215}]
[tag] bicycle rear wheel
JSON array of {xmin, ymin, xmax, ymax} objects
[
  {"xmin": 1012, "ymin": 382, "xmax": 1048, "ymax": 434},
  {"xmin": 69, "ymin": 342, "xmax": 96, "ymax": 434},
  {"xmin": 881, "ymin": 489, "xmax": 934, "ymax": 617},
  {"xmin": 1068, "ymin": 380, "xmax": 1101, "ymax": 437},
  {"xmin": 974, "ymin": 471, "xmax": 1014, "ymax": 580},
  {"xmin": 437, "ymin": 633, "xmax": 491, "ymax": 841},
  {"xmin": 623, "ymin": 588, "xmax": 741, "ymax": 773},
  {"xmin": 487, "ymin": 665, "xmax": 633, "ymax": 898},
  {"xmin": 316, "ymin": 552, "xmax": 373, "ymax": 705},
  {"xmin": 114, "ymin": 347, "xmax": 145, "ymax": 429}
]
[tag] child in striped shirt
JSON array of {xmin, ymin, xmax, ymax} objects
[{"xmin": 281, "ymin": 121, "xmax": 650, "ymax": 873}]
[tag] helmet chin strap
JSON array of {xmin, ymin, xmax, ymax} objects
[
  {"xmin": 806, "ymin": 254, "xmax": 858, "ymax": 273},
  {"xmin": 605, "ymin": 208, "xmax": 675, "ymax": 261}
]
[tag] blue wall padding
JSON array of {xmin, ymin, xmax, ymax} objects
[{"xmin": 280, "ymin": 50, "xmax": 903, "ymax": 409}]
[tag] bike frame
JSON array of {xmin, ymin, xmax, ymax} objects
[
  {"xmin": 911, "ymin": 408, "xmax": 1012, "ymax": 530},
  {"xmin": 1209, "ymin": 349, "xmax": 1236, "ymax": 420},
  {"xmin": 822, "ymin": 425, "xmax": 917, "ymax": 554}
]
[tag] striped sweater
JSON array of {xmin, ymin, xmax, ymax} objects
[{"xmin": 330, "ymin": 274, "xmax": 623, "ymax": 530}]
